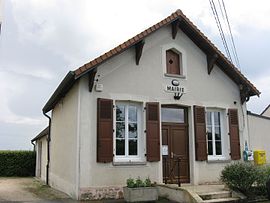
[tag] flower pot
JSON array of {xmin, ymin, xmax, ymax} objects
[{"xmin": 123, "ymin": 186, "xmax": 158, "ymax": 202}]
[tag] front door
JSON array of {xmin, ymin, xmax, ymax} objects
[{"xmin": 161, "ymin": 106, "xmax": 190, "ymax": 183}]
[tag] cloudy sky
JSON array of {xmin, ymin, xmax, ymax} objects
[{"xmin": 0, "ymin": 0, "xmax": 270, "ymax": 150}]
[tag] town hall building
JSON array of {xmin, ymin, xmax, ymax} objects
[{"xmin": 31, "ymin": 10, "xmax": 260, "ymax": 200}]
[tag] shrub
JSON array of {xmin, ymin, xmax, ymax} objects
[
  {"xmin": 126, "ymin": 177, "xmax": 152, "ymax": 188},
  {"xmin": 145, "ymin": 177, "xmax": 151, "ymax": 187},
  {"xmin": 220, "ymin": 162, "xmax": 270, "ymax": 197},
  {"xmin": 0, "ymin": 150, "xmax": 36, "ymax": 177},
  {"xmin": 126, "ymin": 178, "xmax": 136, "ymax": 188},
  {"xmin": 253, "ymin": 165, "xmax": 270, "ymax": 195},
  {"xmin": 135, "ymin": 177, "xmax": 145, "ymax": 187},
  {"xmin": 220, "ymin": 162, "xmax": 258, "ymax": 194}
]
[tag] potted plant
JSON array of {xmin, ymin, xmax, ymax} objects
[{"xmin": 123, "ymin": 177, "xmax": 158, "ymax": 202}]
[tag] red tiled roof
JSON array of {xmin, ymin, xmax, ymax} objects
[
  {"xmin": 43, "ymin": 9, "xmax": 260, "ymax": 113},
  {"xmin": 73, "ymin": 9, "xmax": 259, "ymax": 96},
  {"xmin": 74, "ymin": 10, "xmax": 182, "ymax": 77}
]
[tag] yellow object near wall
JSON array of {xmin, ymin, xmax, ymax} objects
[{"xmin": 254, "ymin": 150, "xmax": 266, "ymax": 165}]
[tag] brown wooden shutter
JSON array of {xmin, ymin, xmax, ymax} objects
[
  {"xmin": 166, "ymin": 50, "xmax": 181, "ymax": 75},
  {"xmin": 228, "ymin": 109, "xmax": 241, "ymax": 160},
  {"xmin": 97, "ymin": 98, "xmax": 113, "ymax": 163},
  {"xmin": 146, "ymin": 102, "xmax": 160, "ymax": 162},
  {"xmin": 193, "ymin": 106, "xmax": 207, "ymax": 161}
]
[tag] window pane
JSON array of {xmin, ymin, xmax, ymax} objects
[
  {"xmin": 207, "ymin": 132, "xmax": 212, "ymax": 141},
  {"xmin": 207, "ymin": 126, "xmax": 212, "ymax": 140},
  {"xmin": 206, "ymin": 112, "xmax": 211, "ymax": 125},
  {"xmin": 208, "ymin": 141, "xmax": 213, "ymax": 155},
  {"xmin": 128, "ymin": 123, "xmax": 137, "ymax": 138},
  {"xmin": 116, "ymin": 122, "xmax": 125, "ymax": 138},
  {"xmin": 215, "ymin": 141, "xmax": 222, "ymax": 155},
  {"xmin": 129, "ymin": 140, "xmax": 137, "ymax": 155},
  {"xmin": 128, "ymin": 106, "xmax": 137, "ymax": 122},
  {"xmin": 161, "ymin": 108, "xmax": 184, "ymax": 123},
  {"xmin": 214, "ymin": 112, "xmax": 220, "ymax": 126},
  {"xmin": 116, "ymin": 105, "xmax": 125, "ymax": 121},
  {"xmin": 116, "ymin": 140, "xmax": 125, "ymax": 155},
  {"xmin": 215, "ymin": 127, "xmax": 221, "ymax": 140}
]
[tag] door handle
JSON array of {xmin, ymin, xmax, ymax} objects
[{"xmin": 171, "ymin": 152, "xmax": 174, "ymax": 158}]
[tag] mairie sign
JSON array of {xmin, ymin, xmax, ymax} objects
[{"xmin": 165, "ymin": 85, "xmax": 186, "ymax": 94}]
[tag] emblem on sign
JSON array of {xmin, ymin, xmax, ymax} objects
[{"xmin": 164, "ymin": 79, "xmax": 186, "ymax": 100}]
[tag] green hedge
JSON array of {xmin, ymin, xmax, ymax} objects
[{"xmin": 0, "ymin": 151, "xmax": 36, "ymax": 177}]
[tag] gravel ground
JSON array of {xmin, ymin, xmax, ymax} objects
[
  {"xmin": 0, "ymin": 177, "xmax": 41, "ymax": 202},
  {"xmin": 0, "ymin": 177, "xmax": 69, "ymax": 202}
]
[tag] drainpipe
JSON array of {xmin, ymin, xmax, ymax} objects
[
  {"xmin": 31, "ymin": 140, "xmax": 36, "ymax": 151},
  {"xmin": 43, "ymin": 112, "xmax": 51, "ymax": 186}
]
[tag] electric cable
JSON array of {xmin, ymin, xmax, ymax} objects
[
  {"xmin": 209, "ymin": 0, "xmax": 232, "ymax": 62},
  {"xmin": 221, "ymin": 0, "xmax": 242, "ymax": 71},
  {"xmin": 217, "ymin": 0, "xmax": 238, "ymax": 66}
]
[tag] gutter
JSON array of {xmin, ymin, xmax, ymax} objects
[
  {"xmin": 43, "ymin": 112, "xmax": 51, "ymax": 185},
  {"xmin": 247, "ymin": 111, "xmax": 270, "ymax": 121},
  {"xmin": 31, "ymin": 140, "xmax": 36, "ymax": 151},
  {"xmin": 43, "ymin": 71, "xmax": 76, "ymax": 113}
]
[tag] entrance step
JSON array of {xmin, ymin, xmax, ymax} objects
[
  {"xmin": 202, "ymin": 197, "xmax": 240, "ymax": 203},
  {"xmin": 199, "ymin": 191, "xmax": 232, "ymax": 200},
  {"xmin": 198, "ymin": 191, "xmax": 241, "ymax": 203},
  {"xmin": 157, "ymin": 184, "xmax": 246, "ymax": 203}
]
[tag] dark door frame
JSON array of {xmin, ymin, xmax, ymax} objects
[{"xmin": 161, "ymin": 104, "xmax": 190, "ymax": 183}]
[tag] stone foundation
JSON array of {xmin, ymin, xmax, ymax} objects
[{"xmin": 80, "ymin": 186, "xmax": 124, "ymax": 200}]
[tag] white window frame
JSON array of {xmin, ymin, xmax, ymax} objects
[
  {"xmin": 206, "ymin": 108, "xmax": 227, "ymax": 161},
  {"xmin": 162, "ymin": 43, "xmax": 187, "ymax": 79},
  {"xmin": 113, "ymin": 101, "xmax": 144, "ymax": 163}
]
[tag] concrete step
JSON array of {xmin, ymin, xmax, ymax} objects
[
  {"xmin": 199, "ymin": 191, "xmax": 232, "ymax": 200},
  {"xmin": 202, "ymin": 197, "xmax": 240, "ymax": 203}
]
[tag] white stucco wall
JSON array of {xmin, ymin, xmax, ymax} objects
[
  {"xmin": 49, "ymin": 83, "xmax": 79, "ymax": 198},
  {"xmin": 77, "ymin": 23, "xmax": 248, "ymax": 192},
  {"xmin": 35, "ymin": 136, "xmax": 48, "ymax": 182},
  {"xmin": 248, "ymin": 114, "xmax": 270, "ymax": 163}
]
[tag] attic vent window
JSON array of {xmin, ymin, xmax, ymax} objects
[{"xmin": 166, "ymin": 49, "xmax": 182, "ymax": 75}]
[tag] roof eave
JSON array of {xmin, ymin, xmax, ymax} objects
[
  {"xmin": 177, "ymin": 13, "xmax": 260, "ymax": 97},
  {"xmin": 261, "ymin": 104, "xmax": 270, "ymax": 115},
  {"xmin": 42, "ymin": 71, "xmax": 76, "ymax": 113},
  {"xmin": 31, "ymin": 126, "xmax": 49, "ymax": 142}
]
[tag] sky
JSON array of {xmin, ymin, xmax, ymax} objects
[{"xmin": 0, "ymin": 0, "xmax": 270, "ymax": 150}]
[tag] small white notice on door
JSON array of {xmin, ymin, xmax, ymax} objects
[{"xmin": 162, "ymin": 145, "xmax": 168, "ymax": 156}]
